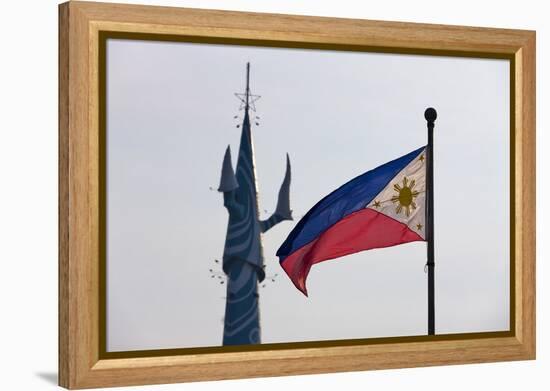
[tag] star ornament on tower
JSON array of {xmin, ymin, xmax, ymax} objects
[{"xmin": 234, "ymin": 91, "xmax": 261, "ymax": 112}]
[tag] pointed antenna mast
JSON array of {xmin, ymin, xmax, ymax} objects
[
  {"xmin": 245, "ymin": 62, "xmax": 250, "ymax": 112},
  {"xmin": 234, "ymin": 63, "xmax": 261, "ymax": 118}
]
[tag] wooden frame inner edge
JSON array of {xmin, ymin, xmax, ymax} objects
[{"xmin": 59, "ymin": 1, "xmax": 536, "ymax": 389}]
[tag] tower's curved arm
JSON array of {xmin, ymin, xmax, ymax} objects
[
  {"xmin": 260, "ymin": 153, "xmax": 293, "ymax": 233},
  {"xmin": 218, "ymin": 145, "xmax": 243, "ymax": 217}
]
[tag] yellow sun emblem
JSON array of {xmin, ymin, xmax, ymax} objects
[{"xmin": 391, "ymin": 176, "xmax": 420, "ymax": 217}]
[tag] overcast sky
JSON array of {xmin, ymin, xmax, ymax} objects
[{"xmin": 106, "ymin": 39, "xmax": 510, "ymax": 352}]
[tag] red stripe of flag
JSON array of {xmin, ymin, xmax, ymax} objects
[{"xmin": 280, "ymin": 208, "xmax": 424, "ymax": 295}]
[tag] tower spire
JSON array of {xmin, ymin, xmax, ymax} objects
[
  {"xmin": 235, "ymin": 63, "xmax": 260, "ymax": 113},
  {"xmin": 245, "ymin": 62, "xmax": 250, "ymax": 112}
]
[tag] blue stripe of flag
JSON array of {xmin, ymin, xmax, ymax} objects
[{"xmin": 276, "ymin": 146, "xmax": 425, "ymax": 262}]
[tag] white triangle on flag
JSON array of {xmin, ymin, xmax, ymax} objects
[{"xmin": 366, "ymin": 148, "xmax": 427, "ymax": 239}]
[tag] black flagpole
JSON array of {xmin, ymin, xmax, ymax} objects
[{"xmin": 425, "ymin": 107, "xmax": 437, "ymax": 335}]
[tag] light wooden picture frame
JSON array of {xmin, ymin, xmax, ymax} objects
[{"xmin": 59, "ymin": 1, "xmax": 535, "ymax": 389}]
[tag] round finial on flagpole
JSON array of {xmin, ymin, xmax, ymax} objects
[{"xmin": 424, "ymin": 107, "xmax": 437, "ymax": 123}]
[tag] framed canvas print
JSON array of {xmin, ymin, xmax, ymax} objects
[{"xmin": 58, "ymin": 1, "xmax": 536, "ymax": 389}]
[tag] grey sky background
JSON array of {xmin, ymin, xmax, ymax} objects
[{"xmin": 106, "ymin": 39, "xmax": 510, "ymax": 352}]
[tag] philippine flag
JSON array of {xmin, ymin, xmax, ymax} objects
[{"xmin": 277, "ymin": 146, "xmax": 427, "ymax": 295}]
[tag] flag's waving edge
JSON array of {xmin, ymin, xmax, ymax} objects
[{"xmin": 276, "ymin": 146, "xmax": 427, "ymax": 295}]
